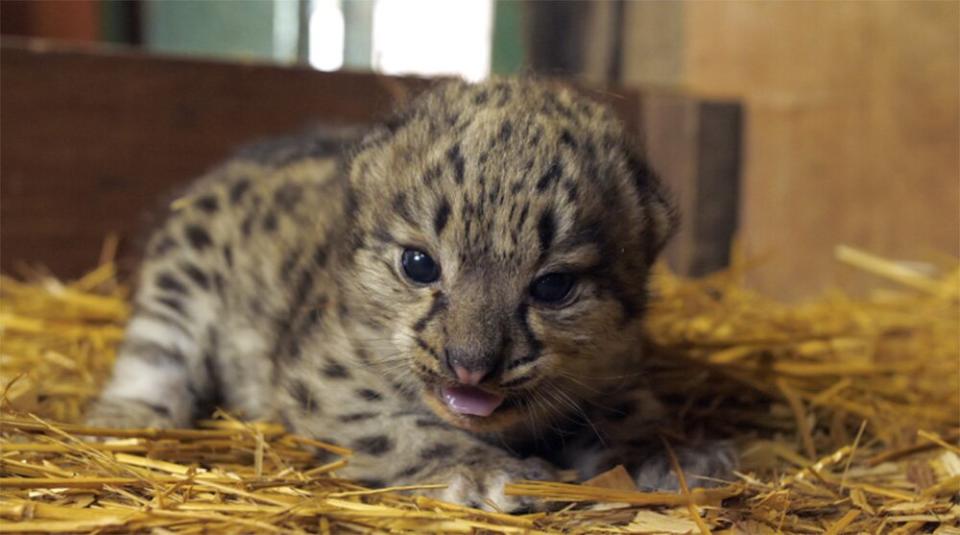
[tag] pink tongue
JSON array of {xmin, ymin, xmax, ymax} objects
[{"xmin": 441, "ymin": 386, "xmax": 505, "ymax": 417}]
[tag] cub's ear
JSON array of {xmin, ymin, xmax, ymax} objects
[{"xmin": 628, "ymin": 153, "xmax": 680, "ymax": 259}]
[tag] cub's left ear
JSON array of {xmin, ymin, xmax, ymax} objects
[{"xmin": 628, "ymin": 153, "xmax": 680, "ymax": 259}]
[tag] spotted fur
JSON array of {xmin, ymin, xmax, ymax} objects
[{"xmin": 86, "ymin": 78, "xmax": 735, "ymax": 511}]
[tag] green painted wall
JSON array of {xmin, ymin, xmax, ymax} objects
[
  {"xmin": 143, "ymin": 0, "xmax": 298, "ymax": 62},
  {"xmin": 491, "ymin": 0, "xmax": 524, "ymax": 75}
]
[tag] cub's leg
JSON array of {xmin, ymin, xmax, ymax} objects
[
  {"xmin": 357, "ymin": 414, "xmax": 557, "ymax": 512},
  {"xmin": 86, "ymin": 221, "xmax": 229, "ymax": 429},
  {"xmin": 565, "ymin": 388, "xmax": 739, "ymax": 490},
  {"xmin": 285, "ymin": 400, "xmax": 558, "ymax": 512}
]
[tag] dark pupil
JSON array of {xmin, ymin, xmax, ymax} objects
[
  {"xmin": 401, "ymin": 249, "xmax": 440, "ymax": 283},
  {"xmin": 530, "ymin": 273, "xmax": 575, "ymax": 303}
]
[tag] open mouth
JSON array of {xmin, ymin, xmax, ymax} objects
[
  {"xmin": 421, "ymin": 382, "xmax": 530, "ymax": 432},
  {"xmin": 440, "ymin": 385, "xmax": 505, "ymax": 417},
  {"xmin": 435, "ymin": 385, "xmax": 525, "ymax": 418}
]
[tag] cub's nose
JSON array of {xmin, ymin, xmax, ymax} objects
[
  {"xmin": 453, "ymin": 367, "xmax": 487, "ymax": 385},
  {"xmin": 444, "ymin": 347, "xmax": 500, "ymax": 386}
]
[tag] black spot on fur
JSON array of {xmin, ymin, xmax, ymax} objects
[
  {"xmin": 222, "ymin": 245, "xmax": 233, "ymax": 267},
  {"xmin": 213, "ymin": 272, "xmax": 225, "ymax": 297},
  {"xmin": 422, "ymin": 164, "xmax": 442, "ymax": 186},
  {"xmin": 371, "ymin": 227, "xmax": 395, "ymax": 245},
  {"xmin": 499, "ymin": 121, "xmax": 513, "ymax": 143},
  {"xmin": 156, "ymin": 272, "xmax": 188, "ymax": 295},
  {"xmin": 305, "ymin": 307, "xmax": 324, "ymax": 328},
  {"xmin": 195, "ymin": 195, "xmax": 219, "ymax": 213},
  {"xmin": 629, "ymin": 154, "xmax": 657, "ymax": 192},
  {"xmin": 420, "ymin": 443, "xmax": 455, "ymax": 460},
  {"xmin": 229, "ymin": 179, "xmax": 250, "ymax": 204},
  {"xmin": 559, "ymin": 129, "xmax": 577, "ymax": 149},
  {"xmin": 180, "ymin": 262, "xmax": 210, "ymax": 290},
  {"xmin": 506, "ymin": 303, "xmax": 543, "ymax": 370},
  {"xmin": 155, "ymin": 296, "xmax": 189, "ymax": 318},
  {"xmin": 289, "ymin": 381, "xmax": 319, "ymax": 411},
  {"xmin": 413, "ymin": 293, "xmax": 448, "ymax": 332},
  {"xmin": 356, "ymin": 388, "xmax": 383, "ymax": 402},
  {"xmin": 262, "ymin": 212, "xmax": 278, "ymax": 232},
  {"xmin": 338, "ymin": 412, "xmax": 378, "ymax": 423},
  {"xmin": 353, "ymin": 435, "xmax": 393, "ymax": 455},
  {"xmin": 391, "ymin": 191, "xmax": 409, "ymax": 218},
  {"xmin": 322, "ymin": 360, "xmax": 350, "ymax": 379},
  {"xmin": 433, "ymin": 198, "xmax": 451, "ymax": 236},
  {"xmin": 144, "ymin": 402, "xmax": 172, "ymax": 417},
  {"xmin": 447, "ymin": 144, "xmax": 465, "ymax": 184},
  {"xmin": 473, "ymin": 90, "xmax": 489, "ymax": 105},
  {"xmin": 415, "ymin": 418, "xmax": 447, "ymax": 428},
  {"xmin": 273, "ymin": 183, "xmax": 302, "ymax": 210},
  {"xmin": 563, "ymin": 179, "xmax": 579, "ymax": 203},
  {"xmin": 536, "ymin": 161, "xmax": 563, "ymax": 192},
  {"xmin": 294, "ymin": 268, "xmax": 315, "ymax": 300},
  {"xmin": 390, "ymin": 381, "xmax": 415, "ymax": 401},
  {"xmin": 416, "ymin": 338, "xmax": 441, "ymax": 361},
  {"xmin": 184, "ymin": 225, "xmax": 212, "ymax": 251},
  {"xmin": 201, "ymin": 327, "xmax": 224, "ymax": 402},
  {"xmin": 395, "ymin": 465, "xmax": 423, "ymax": 478},
  {"xmin": 537, "ymin": 208, "xmax": 556, "ymax": 252},
  {"xmin": 313, "ymin": 245, "xmax": 328, "ymax": 266},
  {"xmin": 488, "ymin": 180, "xmax": 502, "ymax": 206},
  {"xmin": 124, "ymin": 340, "xmax": 186, "ymax": 365},
  {"xmin": 280, "ymin": 250, "xmax": 301, "ymax": 280},
  {"xmin": 241, "ymin": 215, "xmax": 254, "ymax": 237},
  {"xmin": 518, "ymin": 202, "xmax": 530, "ymax": 228},
  {"xmin": 136, "ymin": 307, "xmax": 192, "ymax": 340}
]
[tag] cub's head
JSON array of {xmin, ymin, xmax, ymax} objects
[{"xmin": 337, "ymin": 78, "xmax": 677, "ymax": 433}]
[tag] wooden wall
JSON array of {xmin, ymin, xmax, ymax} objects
[
  {"xmin": 622, "ymin": 0, "xmax": 959, "ymax": 299},
  {"xmin": 1, "ymin": 40, "xmax": 741, "ymax": 280},
  {"xmin": 0, "ymin": 41, "xmax": 427, "ymax": 277}
]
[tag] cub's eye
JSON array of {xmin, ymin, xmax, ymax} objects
[
  {"xmin": 530, "ymin": 273, "xmax": 576, "ymax": 304},
  {"xmin": 401, "ymin": 248, "xmax": 440, "ymax": 284}
]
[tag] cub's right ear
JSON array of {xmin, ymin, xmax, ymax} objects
[{"xmin": 628, "ymin": 153, "xmax": 680, "ymax": 260}]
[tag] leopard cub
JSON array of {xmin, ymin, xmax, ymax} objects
[{"xmin": 87, "ymin": 78, "xmax": 735, "ymax": 510}]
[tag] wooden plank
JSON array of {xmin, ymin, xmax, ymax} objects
[
  {"xmin": 0, "ymin": 39, "xmax": 429, "ymax": 277},
  {"xmin": 1, "ymin": 39, "xmax": 740, "ymax": 279},
  {"xmin": 640, "ymin": 96, "xmax": 743, "ymax": 276}
]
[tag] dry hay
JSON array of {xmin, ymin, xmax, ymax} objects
[{"xmin": 1, "ymin": 244, "xmax": 957, "ymax": 533}]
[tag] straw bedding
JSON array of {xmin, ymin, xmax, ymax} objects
[{"xmin": 1, "ymin": 244, "xmax": 957, "ymax": 533}]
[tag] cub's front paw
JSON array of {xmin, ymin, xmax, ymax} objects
[
  {"xmin": 634, "ymin": 440, "xmax": 738, "ymax": 491},
  {"xmin": 422, "ymin": 456, "xmax": 557, "ymax": 512},
  {"xmin": 84, "ymin": 397, "xmax": 178, "ymax": 431}
]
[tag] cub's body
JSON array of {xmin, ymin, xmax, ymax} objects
[{"xmin": 88, "ymin": 79, "xmax": 734, "ymax": 510}]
